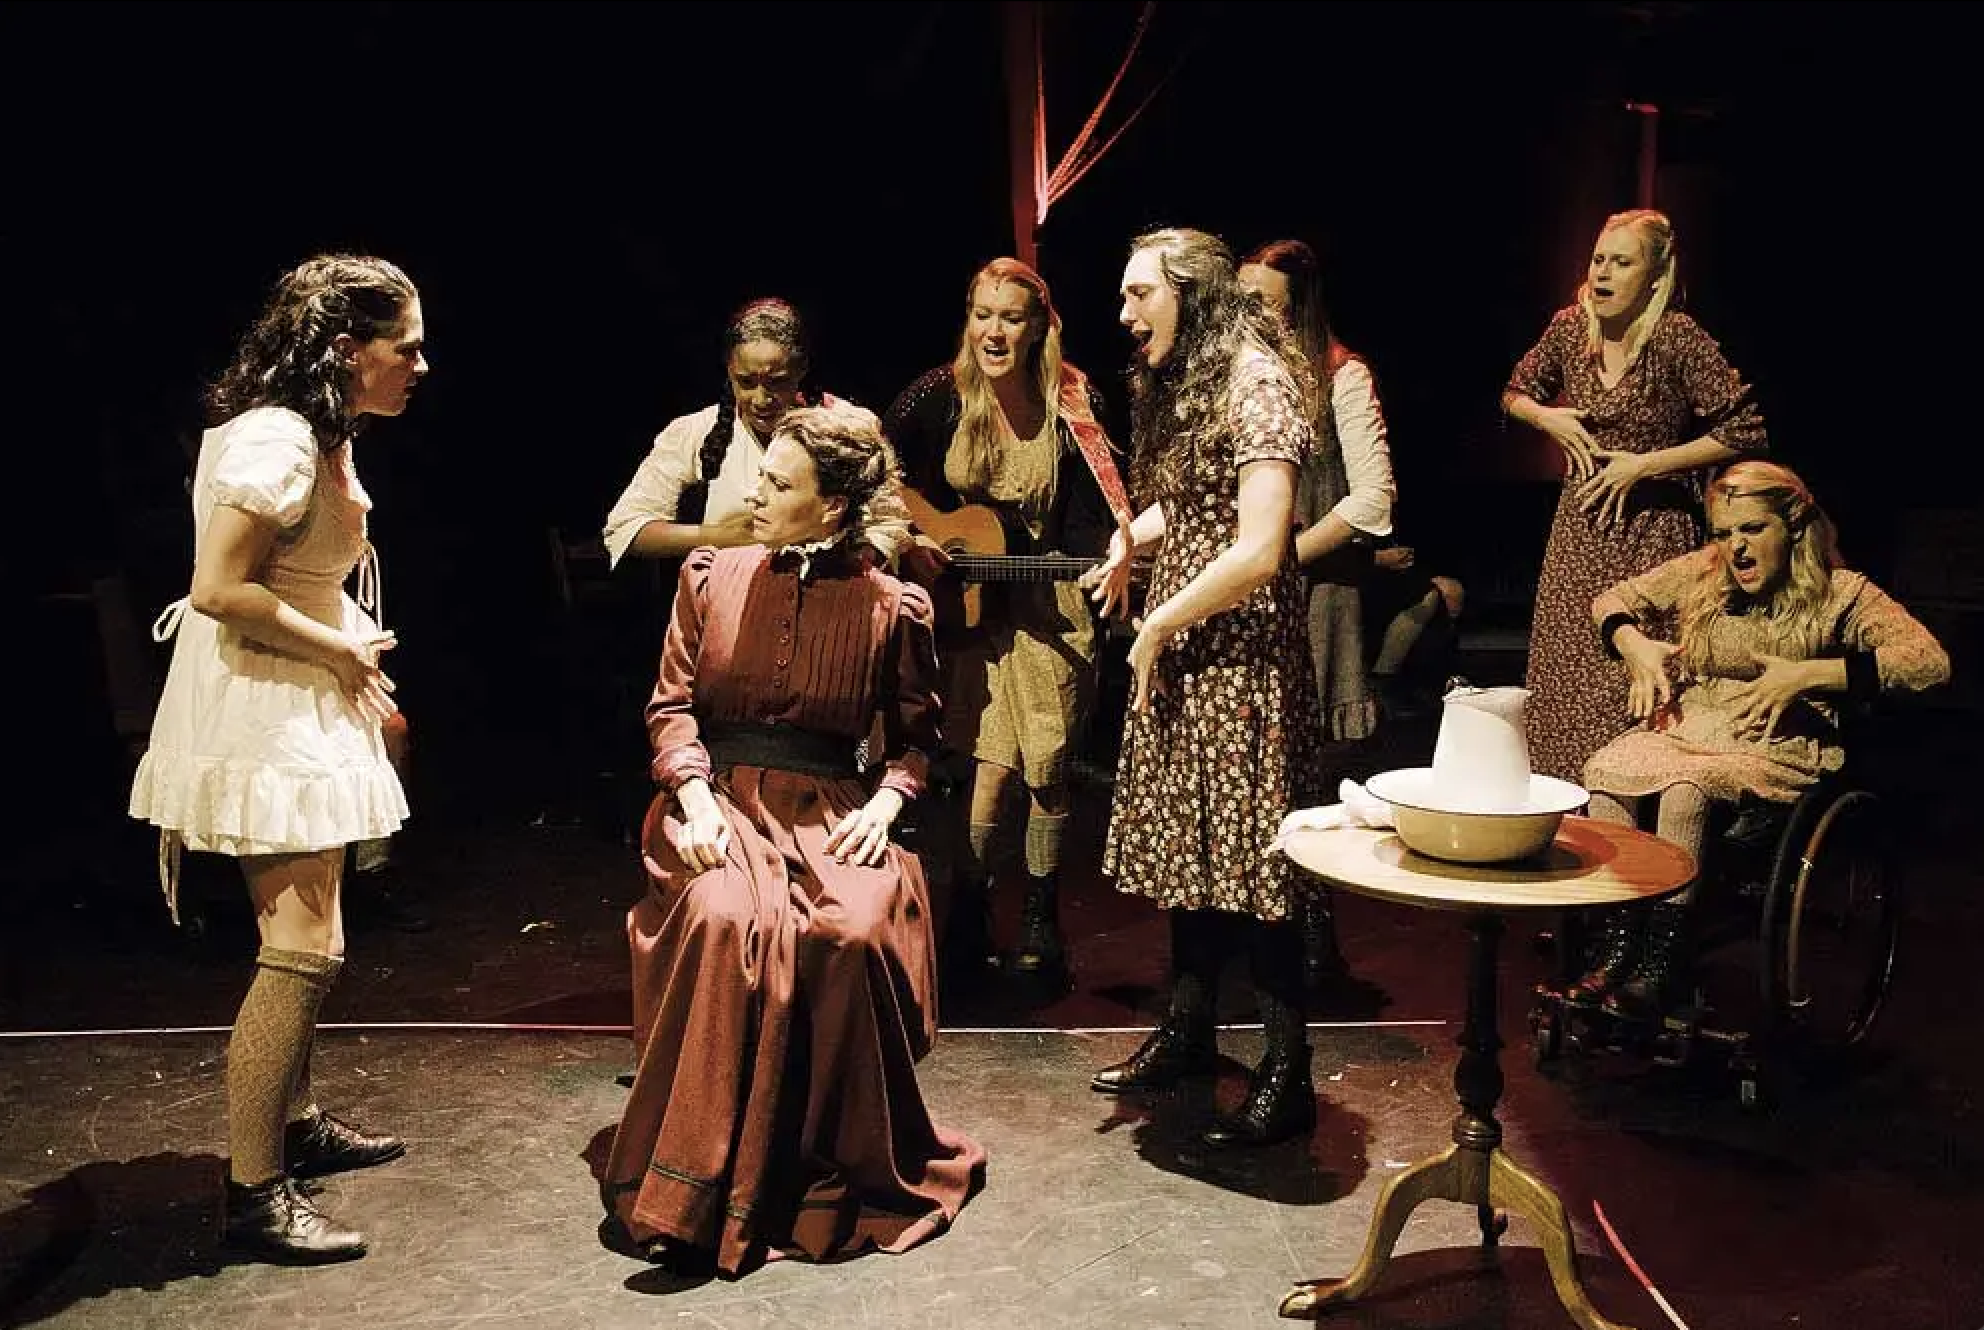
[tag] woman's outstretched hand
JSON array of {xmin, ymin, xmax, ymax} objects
[
  {"xmin": 1534, "ymin": 405, "xmax": 1599, "ymax": 481},
  {"xmin": 1080, "ymin": 517, "xmax": 1137, "ymax": 620}
]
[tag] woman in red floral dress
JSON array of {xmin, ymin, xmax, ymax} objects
[{"xmin": 1503, "ymin": 208, "xmax": 1767, "ymax": 783}]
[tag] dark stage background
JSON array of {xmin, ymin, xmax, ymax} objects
[{"xmin": 8, "ymin": 1, "xmax": 1971, "ymax": 849}]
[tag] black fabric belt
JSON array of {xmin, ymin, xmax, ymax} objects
[{"xmin": 699, "ymin": 721, "xmax": 859, "ymax": 780}]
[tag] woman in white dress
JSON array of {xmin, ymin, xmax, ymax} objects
[{"xmin": 129, "ymin": 254, "xmax": 428, "ymax": 1264}]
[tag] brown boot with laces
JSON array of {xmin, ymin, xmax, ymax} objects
[{"xmin": 223, "ymin": 1176, "xmax": 366, "ymax": 1264}]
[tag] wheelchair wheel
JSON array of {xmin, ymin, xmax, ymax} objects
[{"xmin": 1758, "ymin": 789, "xmax": 1899, "ymax": 1055}]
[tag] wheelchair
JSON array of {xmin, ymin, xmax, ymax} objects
[{"xmin": 1527, "ymin": 771, "xmax": 1900, "ymax": 1109}]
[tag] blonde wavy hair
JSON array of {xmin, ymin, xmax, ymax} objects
[
  {"xmin": 949, "ymin": 257, "xmax": 1087, "ymax": 497},
  {"xmin": 1579, "ymin": 209, "xmax": 1679, "ymax": 373},
  {"xmin": 1676, "ymin": 460, "xmax": 1842, "ymax": 675}
]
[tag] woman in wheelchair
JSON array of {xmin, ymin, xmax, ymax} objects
[{"xmin": 1573, "ymin": 460, "xmax": 1949, "ymax": 1021}]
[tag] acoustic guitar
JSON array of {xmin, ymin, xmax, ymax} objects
[{"xmin": 899, "ymin": 486, "xmax": 1117, "ymax": 631}]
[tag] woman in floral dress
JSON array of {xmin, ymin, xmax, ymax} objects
[
  {"xmin": 1503, "ymin": 209, "xmax": 1767, "ymax": 784},
  {"xmin": 1574, "ymin": 461, "xmax": 1948, "ymax": 1017},
  {"xmin": 1080, "ymin": 228, "xmax": 1328, "ymax": 1150}
]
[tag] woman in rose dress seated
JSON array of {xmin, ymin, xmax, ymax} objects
[
  {"xmin": 1577, "ymin": 460, "xmax": 1949, "ymax": 1018},
  {"xmin": 600, "ymin": 399, "xmax": 985, "ymax": 1277}
]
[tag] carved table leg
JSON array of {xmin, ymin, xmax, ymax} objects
[
  {"xmin": 1489, "ymin": 1150, "xmax": 1636, "ymax": 1330},
  {"xmin": 1280, "ymin": 912, "xmax": 1637, "ymax": 1330},
  {"xmin": 1277, "ymin": 1145, "xmax": 1464, "ymax": 1317}
]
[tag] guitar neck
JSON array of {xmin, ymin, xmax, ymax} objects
[{"xmin": 946, "ymin": 555, "xmax": 1095, "ymax": 584}]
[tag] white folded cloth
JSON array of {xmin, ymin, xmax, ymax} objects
[{"xmin": 1272, "ymin": 779, "xmax": 1395, "ymax": 858}]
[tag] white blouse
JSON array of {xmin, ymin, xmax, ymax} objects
[
  {"xmin": 1320, "ymin": 359, "xmax": 1395, "ymax": 538},
  {"xmin": 602, "ymin": 403, "xmax": 764, "ymax": 568}
]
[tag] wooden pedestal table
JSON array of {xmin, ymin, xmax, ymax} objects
[{"xmin": 1277, "ymin": 816, "xmax": 1694, "ymax": 1330}]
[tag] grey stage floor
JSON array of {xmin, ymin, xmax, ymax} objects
[
  {"xmin": 4, "ymin": 1023, "xmax": 1671, "ymax": 1330},
  {"xmin": 5, "ymin": 1001, "xmax": 1983, "ymax": 1329},
  {"xmin": 5, "ymin": 707, "xmax": 1983, "ymax": 1328}
]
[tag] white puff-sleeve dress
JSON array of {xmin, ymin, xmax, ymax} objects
[{"xmin": 128, "ymin": 406, "xmax": 409, "ymax": 919}]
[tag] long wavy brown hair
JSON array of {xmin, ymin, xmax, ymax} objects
[
  {"xmin": 1126, "ymin": 228, "xmax": 1314, "ymax": 506},
  {"xmin": 208, "ymin": 254, "xmax": 418, "ymax": 450},
  {"xmin": 1676, "ymin": 459, "xmax": 1842, "ymax": 675}
]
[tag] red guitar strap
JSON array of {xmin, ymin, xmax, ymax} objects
[{"xmin": 1057, "ymin": 370, "xmax": 1134, "ymax": 530}]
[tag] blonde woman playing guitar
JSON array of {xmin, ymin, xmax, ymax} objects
[{"xmin": 883, "ymin": 258, "xmax": 1132, "ymax": 992}]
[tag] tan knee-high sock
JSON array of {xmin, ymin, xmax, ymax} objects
[
  {"xmin": 286, "ymin": 1034, "xmax": 317, "ymax": 1126},
  {"xmin": 965, "ymin": 822, "xmax": 1000, "ymax": 881},
  {"xmin": 1024, "ymin": 812, "xmax": 1068, "ymax": 879},
  {"xmin": 228, "ymin": 946, "xmax": 343, "ymax": 1186}
]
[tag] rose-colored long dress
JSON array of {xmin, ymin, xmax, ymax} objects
[
  {"xmin": 1507, "ymin": 308, "xmax": 1767, "ymax": 782},
  {"xmin": 1584, "ymin": 552, "xmax": 1950, "ymax": 803},
  {"xmin": 602, "ymin": 544, "xmax": 985, "ymax": 1276}
]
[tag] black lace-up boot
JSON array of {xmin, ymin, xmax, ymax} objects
[
  {"xmin": 1009, "ymin": 873, "xmax": 1068, "ymax": 979},
  {"xmin": 284, "ymin": 1108, "xmax": 406, "ymax": 1179},
  {"xmin": 1605, "ymin": 904, "xmax": 1694, "ymax": 1023},
  {"xmin": 223, "ymin": 1176, "xmax": 366, "ymax": 1264},
  {"xmin": 1566, "ymin": 909, "xmax": 1642, "ymax": 1004}
]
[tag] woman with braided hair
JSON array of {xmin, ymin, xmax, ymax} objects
[
  {"xmin": 606, "ymin": 297, "xmax": 902, "ymax": 569},
  {"xmin": 605, "ymin": 297, "xmax": 812, "ymax": 567},
  {"xmin": 129, "ymin": 254, "xmax": 427, "ymax": 1263}
]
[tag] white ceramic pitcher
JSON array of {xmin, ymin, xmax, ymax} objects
[{"xmin": 1429, "ymin": 684, "xmax": 1533, "ymax": 812}]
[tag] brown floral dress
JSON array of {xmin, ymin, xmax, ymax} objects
[
  {"xmin": 1507, "ymin": 308, "xmax": 1767, "ymax": 783},
  {"xmin": 1104, "ymin": 359, "xmax": 1327, "ymax": 923}
]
